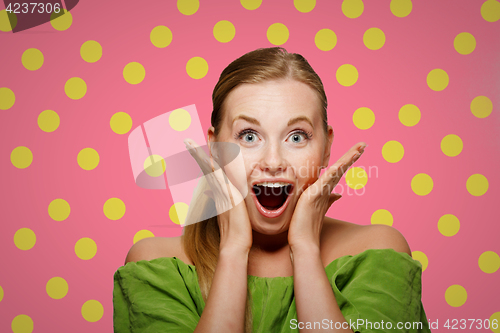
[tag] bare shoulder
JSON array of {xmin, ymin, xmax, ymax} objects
[
  {"xmin": 321, "ymin": 217, "xmax": 412, "ymax": 262},
  {"xmin": 124, "ymin": 236, "xmax": 187, "ymax": 265}
]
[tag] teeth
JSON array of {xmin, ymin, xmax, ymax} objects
[{"xmin": 254, "ymin": 182, "xmax": 290, "ymax": 187}]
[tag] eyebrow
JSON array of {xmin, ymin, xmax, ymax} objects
[{"xmin": 232, "ymin": 115, "xmax": 314, "ymax": 128}]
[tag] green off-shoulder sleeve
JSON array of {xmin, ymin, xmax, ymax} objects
[
  {"xmin": 324, "ymin": 248, "xmax": 431, "ymax": 333},
  {"xmin": 113, "ymin": 257, "xmax": 204, "ymax": 333}
]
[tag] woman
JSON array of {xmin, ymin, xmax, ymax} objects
[{"xmin": 113, "ymin": 47, "xmax": 431, "ymax": 333}]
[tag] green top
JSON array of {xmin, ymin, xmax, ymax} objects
[{"xmin": 113, "ymin": 248, "xmax": 431, "ymax": 332}]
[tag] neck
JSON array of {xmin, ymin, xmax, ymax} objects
[{"xmin": 250, "ymin": 229, "xmax": 289, "ymax": 255}]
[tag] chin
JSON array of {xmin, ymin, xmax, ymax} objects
[{"xmin": 250, "ymin": 218, "xmax": 291, "ymax": 235}]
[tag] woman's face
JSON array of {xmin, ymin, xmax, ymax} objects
[{"xmin": 209, "ymin": 79, "xmax": 333, "ymax": 234}]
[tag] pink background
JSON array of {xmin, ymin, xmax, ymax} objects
[{"xmin": 1, "ymin": 0, "xmax": 499, "ymax": 332}]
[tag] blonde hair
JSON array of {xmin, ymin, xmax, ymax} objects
[{"xmin": 182, "ymin": 47, "xmax": 328, "ymax": 333}]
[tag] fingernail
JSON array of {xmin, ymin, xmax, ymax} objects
[
  {"xmin": 184, "ymin": 139, "xmax": 192, "ymax": 147},
  {"xmin": 360, "ymin": 144, "xmax": 368, "ymax": 153}
]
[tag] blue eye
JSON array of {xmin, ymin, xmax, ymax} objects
[
  {"xmin": 243, "ymin": 133, "xmax": 256, "ymax": 142},
  {"xmin": 290, "ymin": 133, "xmax": 304, "ymax": 143},
  {"xmin": 288, "ymin": 130, "xmax": 311, "ymax": 143},
  {"xmin": 235, "ymin": 129, "xmax": 259, "ymax": 143}
]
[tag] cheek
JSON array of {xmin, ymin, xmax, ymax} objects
[
  {"xmin": 290, "ymin": 153, "xmax": 324, "ymax": 183},
  {"xmin": 220, "ymin": 146, "xmax": 251, "ymax": 196},
  {"xmin": 241, "ymin": 150, "xmax": 259, "ymax": 178}
]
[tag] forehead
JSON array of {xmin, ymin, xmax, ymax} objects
[{"xmin": 222, "ymin": 79, "xmax": 323, "ymax": 126}]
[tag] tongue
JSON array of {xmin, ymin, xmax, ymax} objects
[{"xmin": 257, "ymin": 186, "xmax": 287, "ymax": 210}]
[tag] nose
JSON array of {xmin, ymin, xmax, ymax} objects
[{"xmin": 260, "ymin": 142, "xmax": 286, "ymax": 173}]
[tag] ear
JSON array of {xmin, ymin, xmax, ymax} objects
[
  {"xmin": 321, "ymin": 125, "xmax": 334, "ymax": 168},
  {"xmin": 207, "ymin": 126, "xmax": 216, "ymax": 157}
]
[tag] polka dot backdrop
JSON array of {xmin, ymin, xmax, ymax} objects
[{"xmin": 1, "ymin": 0, "xmax": 499, "ymax": 331}]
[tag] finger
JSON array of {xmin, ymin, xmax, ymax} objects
[
  {"xmin": 184, "ymin": 138, "xmax": 213, "ymax": 175},
  {"xmin": 328, "ymin": 193, "xmax": 342, "ymax": 206},
  {"xmin": 315, "ymin": 142, "xmax": 368, "ymax": 194},
  {"xmin": 330, "ymin": 142, "xmax": 368, "ymax": 183},
  {"xmin": 336, "ymin": 142, "xmax": 368, "ymax": 171},
  {"xmin": 185, "ymin": 138, "xmax": 238, "ymax": 211},
  {"xmin": 204, "ymin": 190, "xmax": 214, "ymax": 200},
  {"xmin": 185, "ymin": 139, "xmax": 230, "ymax": 198}
]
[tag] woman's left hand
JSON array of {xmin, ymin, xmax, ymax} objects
[{"xmin": 288, "ymin": 142, "xmax": 367, "ymax": 253}]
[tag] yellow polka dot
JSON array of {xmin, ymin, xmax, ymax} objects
[
  {"xmin": 441, "ymin": 134, "xmax": 463, "ymax": 157},
  {"xmin": 342, "ymin": 0, "xmax": 364, "ymax": 18},
  {"xmin": 398, "ymin": 104, "xmax": 421, "ymax": 126},
  {"xmin": 103, "ymin": 198, "xmax": 126, "ymax": 220},
  {"xmin": 170, "ymin": 202, "xmax": 189, "ymax": 225},
  {"xmin": 144, "ymin": 154, "xmax": 166, "ymax": 177},
  {"xmin": 345, "ymin": 167, "xmax": 368, "ymax": 190},
  {"xmin": 14, "ymin": 228, "xmax": 36, "ymax": 250},
  {"xmin": 186, "ymin": 57, "xmax": 209, "ymax": 79},
  {"xmin": 411, "ymin": 173, "xmax": 433, "ymax": 196},
  {"xmin": 314, "ymin": 29, "xmax": 337, "ymax": 51},
  {"xmin": 64, "ymin": 77, "xmax": 87, "ymax": 100},
  {"xmin": 390, "ymin": 0, "xmax": 412, "ymax": 17},
  {"xmin": 294, "ymin": 0, "xmax": 316, "ymax": 13},
  {"xmin": 481, "ymin": 0, "xmax": 500, "ymax": 22},
  {"xmin": 133, "ymin": 230, "xmax": 155, "ymax": 244},
  {"xmin": 412, "ymin": 250, "xmax": 428, "ymax": 271},
  {"xmin": 0, "ymin": 285, "xmax": 3, "ymax": 302},
  {"xmin": 48, "ymin": 198, "xmax": 71, "ymax": 221},
  {"xmin": 470, "ymin": 96, "xmax": 493, "ymax": 118},
  {"xmin": 336, "ymin": 64, "xmax": 358, "ymax": 86},
  {"xmin": 454, "ymin": 32, "xmax": 476, "ymax": 55},
  {"xmin": 0, "ymin": 87, "xmax": 15, "ymax": 110},
  {"xmin": 46, "ymin": 277, "xmax": 68, "ymax": 299},
  {"xmin": 489, "ymin": 312, "xmax": 500, "ymax": 333},
  {"xmin": 169, "ymin": 108, "xmax": 191, "ymax": 131},
  {"xmin": 213, "ymin": 20, "xmax": 236, "ymax": 43},
  {"xmin": 466, "ymin": 174, "xmax": 489, "ymax": 196},
  {"xmin": 80, "ymin": 40, "xmax": 102, "ymax": 63},
  {"xmin": 445, "ymin": 284, "xmax": 467, "ymax": 307},
  {"xmin": 75, "ymin": 237, "xmax": 97, "ymax": 260},
  {"xmin": 38, "ymin": 110, "xmax": 60, "ymax": 132},
  {"xmin": 22, "ymin": 48, "xmax": 44, "ymax": 71},
  {"xmin": 438, "ymin": 214, "xmax": 460, "ymax": 237},
  {"xmin": 50, "ymin": 8, "xmax": 72, "ymax": 31},
  {"xmin": 177, "ymin": 0, "xmax": 199, "ymax": 15},
  {"xmin": 81, "ymin": 300, "xmax": 104, "ymax": 322},
  {"xmin": 478, "ymin": 251, "xmax": 500, "ymax": 273},
  {"xmin": 110, "ymin": 112, "xmax": 133, "ymax": 134},
  {"xmin": 352, "ymin": 107, "xmax": 374, "ymax": 130},
  {"xmin": 123, "ymin": 62, "xmax": 145, "ymax": 84},
  {"xmin": 150, "ymin": 25, "xmax": 173, "ymax": 48},
  {"xmin": 11, "ymin": 314, "xmax": 33, "ymax": 333},
  {"xmin": 382, "ymin": 140, "xmax": 404, "ymax": 163},
  {"xmin": 267, "ymin": 23, "xmax": 289, "ymax": 46},
  {"xmin": 363, "ymin": 27, "xmax": 385, "ymax": 50},
  {"xmin": 10, "ymin": 146, "xmax": 33, "ymax": 169},
  {"xmin": 77, "ymin": 148, "xmax": 100, "ymax": 170},
  {"xmin": 371, "ymin": 209, "xmax": 393, "ymax": 226},
  {"xmin": 240, "ymin": 0, "xmax": 262, "ymax": 10},
  {"xmin": 0, "ymin": 9, "xmax": 17, "ymax": 32},
  {"xmin": 427, "ymin": 69, "xmax": 449, "ymax": 91}
]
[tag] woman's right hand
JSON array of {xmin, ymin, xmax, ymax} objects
[{"xmin": 184, "ymin": 138, "xmax": 253, "ymax": 254}]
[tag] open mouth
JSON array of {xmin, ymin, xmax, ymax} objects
[{"xmin": 251, "ymin": 183, "xmax": 293, "ymax": 218}]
